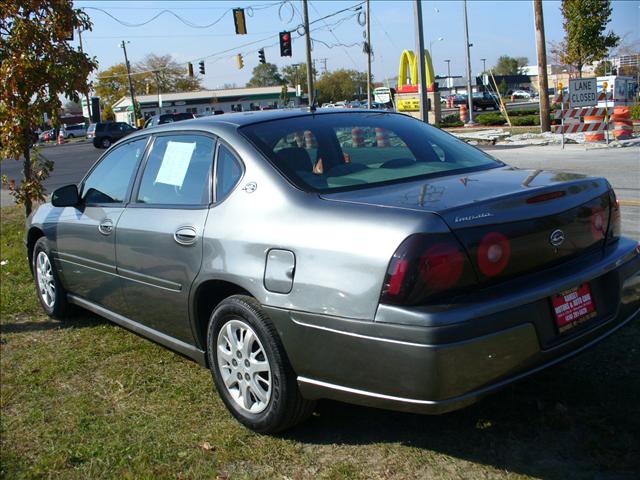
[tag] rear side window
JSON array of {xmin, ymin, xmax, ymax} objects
[
  {"xmin": 82, "ymin": 138, "xmax": 147, "ymax": 204},
  {"xmin": 241, "ymin": 113, "xmax": 500, "ymax": 192},
  {"xmin": 136, "ymin": 135, "xmax": 214, "ymax": 206},
  {"xmin": 94, "ymin": 123, "xmax": 106, "ymax": 132},
  {"xmin": 215, "ymin": 145, "xmax": 243, "ymax": 201}
]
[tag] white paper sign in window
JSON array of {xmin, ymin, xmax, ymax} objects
[{"xmin": 154, "ymin": 141, "xmax": 196, "ymax": 187}]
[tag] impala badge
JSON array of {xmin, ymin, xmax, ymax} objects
[{"xmin": 549, "ymin": 229, "xmax": 565, "ymax": 247}]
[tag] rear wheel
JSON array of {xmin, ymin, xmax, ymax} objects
[
  {"xmin": 100, "ymin": 137, "xmax": 111, "ymax": 148},
  {"xmin": 32, "ymin": 237, "xmax": 70, "ymax": 319},
  {"xmin": 207, "ymin": 295, "xmax": 315, "ymax": 433}
]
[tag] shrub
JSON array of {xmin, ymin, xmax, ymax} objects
[
  {"xmin": 630, "ymin": 104, "xmax": 640, "ymax": 120},
  {"xmin": 509, "ymin": 108, "xmax": 539, "ymax": 117},
  {"xmin": 510, "ymin": 115, "xmax": 540, "ymax": 126},
  {"xmin": 440, "ymin": 114, "xmax": 464, "ymax": 127},
  {"xmin": 476, "ymin": 112, "xmax": 506, "ymax": 126}
]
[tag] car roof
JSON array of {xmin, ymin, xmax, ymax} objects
[{"xmin": 141, "ymin": 108, "xmax": 392, "ymax": 131}]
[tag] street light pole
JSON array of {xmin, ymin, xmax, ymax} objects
[
  {"xmin": 366, "ymin": 0, "xmax": 372, "ymax": 109},
  {"xmin": 444, "ymin": 59, "xmax": 451, "ymax": 91},
  {"xmin": 414, "ymin": 0, "xmax": 429, "ymax": 123},
  {"xmin": 120, "ymin": 40, "xmax": 138, "ymax": 126},
  {"xmin": 463, "ymin": 0, "xmax": 475, "ymax": 124},
  {"xmin": 480, "ymin": 58, "xmax": 486, "ymax": 89}
]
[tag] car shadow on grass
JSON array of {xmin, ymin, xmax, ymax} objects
[
  {"xmin": 0, "ymin": 312, "xmax": 107, "ymax": 334},
  {"xmin": 283, "ymin": 322, "xmax": 640, "ymax": 479}
]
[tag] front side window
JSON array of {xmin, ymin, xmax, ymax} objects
[
  {"xmin": 215, "ymin": 144, "xmax": 243, "ymax": 201},
  {"xmin": 82, "ymin": 138, "xmax": 147, "ymax": 204},
  {"xmin": 240, "ymin": 112, "xmax": 501, "ymax": 192},
  {"xmin": 136, "ymin": 134, "xmax": 214, "ymax": 206}
]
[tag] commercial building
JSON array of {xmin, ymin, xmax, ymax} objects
[{"xmin": 112, "ymin": 86, "xmax": 301, "ymax": 125}]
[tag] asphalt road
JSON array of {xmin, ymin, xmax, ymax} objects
[{"xmin": 2, "ymin": 140, "xmax": 638, "ymax": 240}]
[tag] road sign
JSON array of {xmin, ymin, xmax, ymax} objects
[{"xmin": 569, "ymin": 78, "xmax": 597, "ymax": 108}]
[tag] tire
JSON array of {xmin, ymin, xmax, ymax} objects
[
  {"xmin": 32, "ymin": 237, "xmax": 71, "ymax": 319},
  {"xmin": 100, "ymin": 137, "xmax": 111, "ymax": 148},
  {"xmin": 68, "ymin": 134, "xmax": 75, "ymax": 139},
  {"xmin": 207, "ymin": 295, "xmax": 315, "ymax": 433}
]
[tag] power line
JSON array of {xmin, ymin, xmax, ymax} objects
[{"xmin": 309, "ymin": 1, "xmax": 360, "ymax": 69}]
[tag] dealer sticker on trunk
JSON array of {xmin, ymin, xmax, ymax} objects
[{"xmin": 551, "ymin": 284, "xmax": 597, "ymax": 333}]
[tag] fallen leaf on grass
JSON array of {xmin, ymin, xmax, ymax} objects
[
  {"xmin": 0, "ymin": 260, "xmax": 8, "ymax": 266},
  {"xmin": 200, "ymin": 442, "xmax": 216, "ymax": 453}
]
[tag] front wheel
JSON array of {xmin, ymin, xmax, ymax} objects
[
  {"xmin": 207, "ymin": 295, "xmax": 315, "ymax": 433},
  {"xmin": 32, "ymin": 237, "xmax": 71, "ymax": 318}
]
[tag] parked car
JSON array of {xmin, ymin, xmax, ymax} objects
[
  {"xmin": 471, "ymin": 92, "xmax": 500, "ymax": 110},
  {"xmin": 144, "ymin": 112, "xmax": 196, "ymax": 129},
  {"xmin": 511, "ymin": 90, "xmax": 532, "ymax": 100},
  {"xmin": 321, "ymin": 103, "xmax": 335, "ymax": 108},
  {"xmin": 448, "ymin": 94, "xmax": 468, "ymax": 106},
  {"xmin": 27, "ymin": 110, "xmax": 640, "ymax": 433},
  {"xmin": 61, "ymin": 123, "xmax": 87, "ymax": 139},
  {"xmin": 38, "ymin": 129, "xmax": 55, "ymax": 142},
  {"xmin": 333, "ymin": 101, "xmax": 347, "ymax": 108},
  {"xmin": 87, "ymin": 122, "xmax": 136, "ymax": 149}
]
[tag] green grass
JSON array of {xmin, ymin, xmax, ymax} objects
[{"xmin": 2, "ymin": 205, "xmax": 640, "ymax": 479}]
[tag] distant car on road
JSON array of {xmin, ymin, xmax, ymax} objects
[
  {"xmin": 321, "ymin": 103, "xmax": 335, "ymax": 108},
  {"xmin": 87, "ymin": 122, "xmax": 136, "ymax": 149},
  {"xmin": 448, "ymin": 94, "xmax": 468, "ymax": 106},
  {"xmin": 38, "ymin": 129, "xmax": 55, "ymax": 143},
  {"xmin": 144, "ymin": 112, "xmax": 196, "ymax": 129}
]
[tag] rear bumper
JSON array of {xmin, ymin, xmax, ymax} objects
[{"xmin": 265, "ymin": 237, "xmax": 640, "ymax": 414}]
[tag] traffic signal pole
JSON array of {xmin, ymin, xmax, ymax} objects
[
  {"xmin": 302, "ymin": 0, "xmax": 315, "ymax": 108},
  {"xmin": 463, "ymin": 0, "xmax": 476, "ymax": 125},
  {"xmin": 413, "ymin": 0, "xmax": 429, "ymax": 123}
]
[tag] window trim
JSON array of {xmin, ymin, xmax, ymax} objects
[
  {"xmin": 212, "ymin": 139, "xmax": 245, "ymax": 205},
  {"xmin": 79, "ymin": 135, "xmax": 152, "ymax": 208},
  {"xmin": 128, "ymin": 131, "xmax": 218, "ymax": 210}
]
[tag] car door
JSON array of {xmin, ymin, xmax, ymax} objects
[
  {"xmin": 115, "ymin": 133, "xmax": 215, "ymax": 343},
  {"xmin": 54, "ymin": 137, "xmax": 149, "ymax": 312}
]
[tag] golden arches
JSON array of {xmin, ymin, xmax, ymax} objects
[{"xmin": 397, "ymin": 49, "xmax": 436, "ymax": 93}]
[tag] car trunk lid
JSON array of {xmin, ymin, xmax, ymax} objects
[{"xmin": 320, "ymin": 166, "xmax": 613, "ymax": 283}]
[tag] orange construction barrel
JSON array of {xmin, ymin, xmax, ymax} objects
[
  {"xmin": 611, "ymin": 106, "xmax": 633, "ymax": 140},
  {"xmin": 584, "ymin": 114, "xmax": 605, "ymax": 142},
  {"xmin": 459, "ymin": 104, "xmax": 469, "ymax": 124}
]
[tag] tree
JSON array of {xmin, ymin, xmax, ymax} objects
[
  {"xmin": 280, "ymin": 84, "xmax": 289, "ymax": 105},
  {"xmin": 101, "ymin": 104, "xmax": 115, "ymax": 121},
  {"xmin": 94, "ymin": 54, "xmax": 202, "ymax": 111},
  {"xmin": 281, "ymin": 63, "xmax": 315, "ymax": 92},
  {"xmin": 515, "ymin": 57, "xmax": 529, "ymax": 73},
  {"xmin": 0, "ymin": 0, "xmax": 97, "ymax": 216},
  {"xmin": 594, "ymin": 60, "xmax": 615, "ymax": 76},
  {"xmin": 315, "ymin": 69, "xmax": 368, "ymax": 105},
  {"xmin": 560, "ymin": 0, "xmax": 619, "ymax": 77},
  {"xmin": 493, "ymin": 55, "xmax": 520, "ymax": 75},
  {"xmin": 246, "ymin": 63, "xmax": 282, "ymax": 87},
  {"xmin": 498, "ymin": 79, "xmax": 509, "ymax": 97}
]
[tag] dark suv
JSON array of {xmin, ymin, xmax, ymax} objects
[
  {"xmin": 87, "ymin": 122, "xmax": 136, "ymax": 149},
  {"xmin": 143, "ymin": 112, "xmax": 196, "ymax": 129}
]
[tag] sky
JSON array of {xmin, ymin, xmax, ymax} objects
[{"xmin": 74, "ymin": 0, "xmax": 640, "ymax": 90}]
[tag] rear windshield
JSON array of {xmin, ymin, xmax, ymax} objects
[{"xmin": 240, "ymin": 112, "xmax": 501, "ymax": 192}]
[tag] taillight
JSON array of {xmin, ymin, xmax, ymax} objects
[
  {"xmin": 607, "ymin": 189, "xmax": 621, "ymax": 242},
  {"xmin": 591, "ymin": 205, "xmax": 606, "ymax": 241},
  {"xmin": 381, "ymin": 233, "xmax": 476, "ymax": 305},
  {"xmin": 477, "ymin": 231, "xmax": 511, "ymax": 277}
]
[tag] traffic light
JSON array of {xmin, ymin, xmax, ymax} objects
[
  {"xmin": 233, "ymin": 8, "xmax": 247, "ymax": 35},
  {"xmin": 237, "ymin": 54, "xmax": 244, "ymax": 70},
  {"xmin": 258, "ymin": 49, "xmax": 266, "ymax": 64},
  {"xmin": 187, "ymin": 62, "xmax": 194, "ymax": 78},
  {"xmin": 279, "ymin": 31, "xmax": 292, "ymax": 57},
  {"xmin": 198, "ymin": 60, "xmax": 205, "ymax": 75}
]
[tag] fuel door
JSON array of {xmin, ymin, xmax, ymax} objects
[{"xmin": 264, "ymin": 249, "xmax": 295, "ymax": 294}]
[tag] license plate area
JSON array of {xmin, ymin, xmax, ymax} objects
[{"xmin": 551, "ymin": 283, "xmax": 597, "ymax": 334}]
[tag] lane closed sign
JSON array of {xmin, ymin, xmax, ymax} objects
[{"xmin": 569, "ymin": 78, "xmax": 597, "ymax": 108}]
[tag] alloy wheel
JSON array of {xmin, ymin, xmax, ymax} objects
[
  {"xmin": 36, "ymin": 251, "xmax": 55, "ymax": 309},
  {"xmin": 216, "ymin": 319, "xmax": 272, "ymax": 413}
]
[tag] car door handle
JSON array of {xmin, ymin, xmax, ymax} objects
[
  {"xmin": 98, "ymin": 219, "xmax": 114, "ymax": 236},
  {"xmin": 174, "ymin": 226, "xmax": 197, "ymax": 245}
]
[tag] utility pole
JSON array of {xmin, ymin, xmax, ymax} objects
[
  {"xmin": 78, "ymin": 29, "xmax": 93, "ymax": 122},
  {"xmin": 533, "ymin": 0, "xmax": 551, "ymax": 132},
  {"xmin": 480, "ymin": 58, "xmax": 486, "ymax": 89},
  {"xmin": 120, "ymin": 40, "xmax": 138, "ymax": 125},
  {"xmin": 302, "ymin": 0, "xmax": 315, "ymax": 108},
  {"xmin": 154, "ymin": 70, "xmax": 162, "ymax": 112},
  {"xmin": 366, "ymin": 0, "xmax": 372, "ymax": 109},
  {"xmin": 463, "ymin": 0, "xmax": 475, "ymax": 124},
  {"xmin": 445, "ymin": 59, "xmax": 451, "ymax": 90},
  {"xmin": 413, "ymin": 0, "xmax": 429, "ymax": 123}
]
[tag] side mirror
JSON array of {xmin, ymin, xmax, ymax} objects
[{"xmin": 51, "ymin": 184, "xmax": 80, "ymax": 207}]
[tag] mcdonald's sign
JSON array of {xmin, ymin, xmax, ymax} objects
[{"xmin": 397, "ymin": 49, "xmax": 436, "ymax": 94}]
